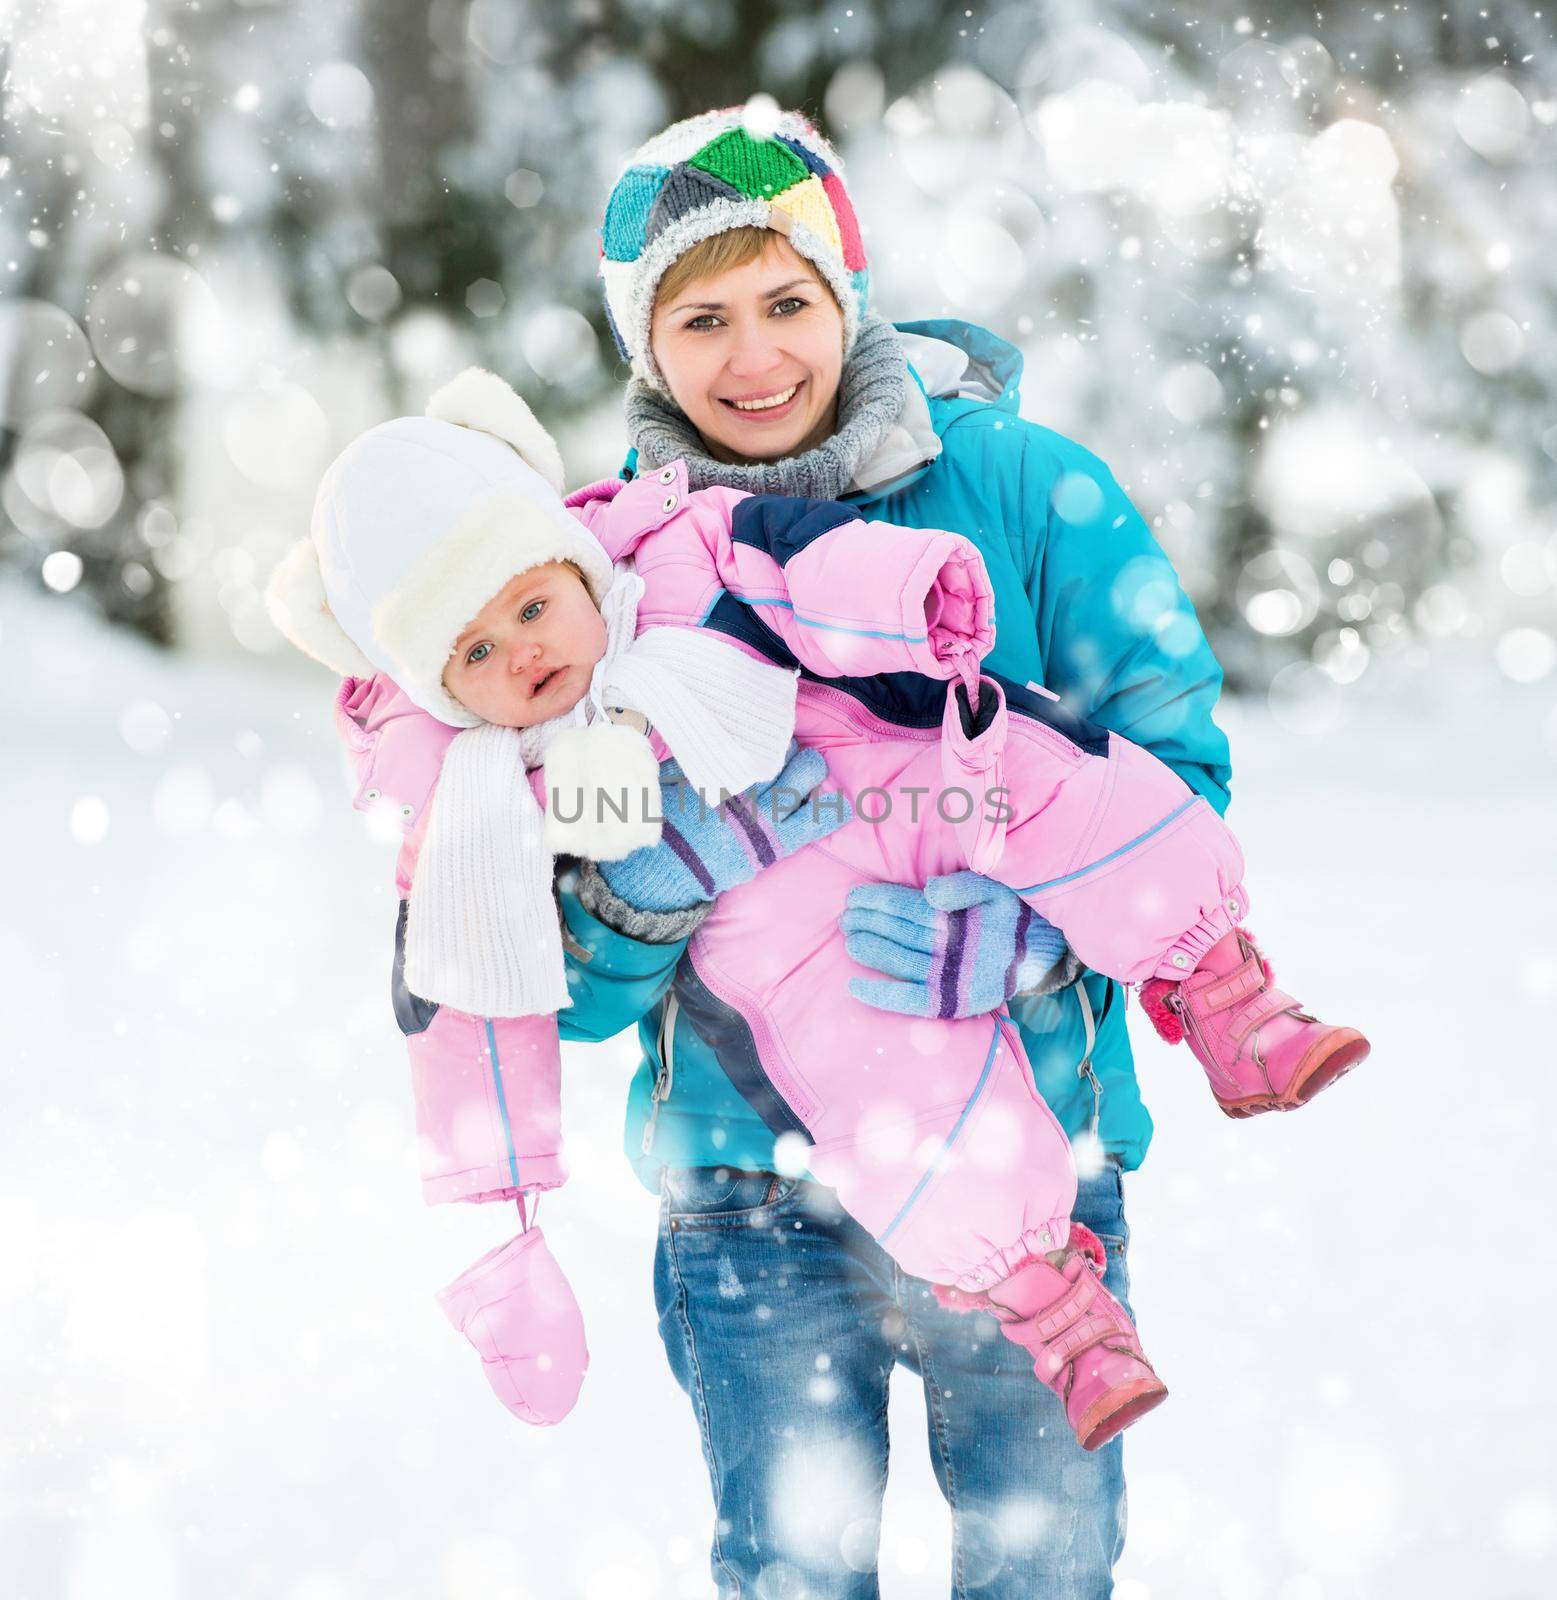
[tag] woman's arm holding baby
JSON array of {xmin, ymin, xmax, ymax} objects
[{"xmin": 553, "ymin": 864, "xmax": 692, "ymax": 1044}]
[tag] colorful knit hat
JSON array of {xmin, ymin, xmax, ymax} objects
[{"xmin": 597, "ymin": 107, "xmax": 870, "ymax": 390}]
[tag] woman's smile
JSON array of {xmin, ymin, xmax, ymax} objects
[{"xmin": 718, "ymin": 379, "xmax": 804, "ymax": 422}]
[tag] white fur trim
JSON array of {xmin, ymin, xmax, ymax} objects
[
  {"xmin": 265, "ymin": 538, "xmax": 376, "ymax": 677},
  {"xmin": 425, "ymin": 368, "xmax": 566, "ymax": 492},
  {"xmin": 425, "ymin": 367, "xmax": 567, "ymax": 495},
  {"xmin": 371, "ymin": 492, "xmax": 613, "ymax": 728},
  {"xmin": 542, "ymin": 723, "xmax": 663, "ymax": 860}
]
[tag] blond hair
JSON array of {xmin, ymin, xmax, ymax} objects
[{"xmin": 654, "ymin": 226, "xmax": 839, "ymax": 319}]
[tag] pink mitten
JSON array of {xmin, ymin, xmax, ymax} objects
[{"xmin": 436, "ymin": 1225, "xmax": 588, "ymax": 1426}]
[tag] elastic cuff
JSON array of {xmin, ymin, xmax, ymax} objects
[
  {"xmin": 419, "ymin": 1154, "xmax": 567, "ymax": 1208},
  {"xmin": 576, "ymin": 862, "xmax": 712, "ymax": 945},
  {"xmin": 914, "ymin": 537, "xmax": 997, "ymax": 679},
  {"xmin": 1012, "ymin": 946, "xmax": 1084, "ymax": 1000},
  {"xmin": 953, "ymin": 1217, "xmax": 1075, "ymax": 1293},
  {"xmin": 1155, "ymin": 884, "xmax": 1249, "ymax": 980}
]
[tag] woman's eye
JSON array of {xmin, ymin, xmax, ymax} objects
[
  {"xmin": 773, "ymin": 297, "xmax": 808, "ymax": 316},
  {"xmin": 520, "ymin": 600, "xmax": 545, "ymax": 623},
  {"xmin": 686, "ymin": 313, "xmax": 719, "ymax": 332},
  {"xmin": 466, "ymin": 642, "xmax": 492, "ymax": 666}
]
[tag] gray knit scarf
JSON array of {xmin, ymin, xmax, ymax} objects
[{"xmin": 624, "ymin": 313, "xmax": 908, "ymax": 501}]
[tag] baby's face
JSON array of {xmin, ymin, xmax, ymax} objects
[{"xmin": 443, "ymin": 561, "xmax": 607, "ymax": 727}]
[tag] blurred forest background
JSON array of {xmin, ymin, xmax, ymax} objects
[{"xmin": 3, "ymin": 0, "xmax": 1555, "ymax": 695}]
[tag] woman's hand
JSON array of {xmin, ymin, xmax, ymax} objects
[
  {"xmin": 842, "ymin": 872, "xmax": 1074, "ymax": 1018},
  {"xmin": 596, "ymin": 744, "xmax": 850, "ymax": 914}
]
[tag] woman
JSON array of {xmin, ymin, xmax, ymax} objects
[{"xmin": 558, "ymin": 106, "xmax": 1232, "ymax": 1598}]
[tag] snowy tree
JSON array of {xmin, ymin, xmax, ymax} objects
[{"xmin": 860, "ymin": 0, "xmax": 1557, "ymax": 685}]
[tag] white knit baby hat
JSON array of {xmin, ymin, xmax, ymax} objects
[
  {"xmin": 268, "ymin": 367, "xmax": 670, "ymax": 861},
  {"xmin": 266, "ymin": 368, "xmax": 615, "ymax": 730}
]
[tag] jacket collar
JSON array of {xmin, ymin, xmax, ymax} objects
[
  {"xmin": 894, "ymin": 318, "xmax": 1025, "ymax": 413},
  {"xmin": 843, "ymin": 319, "xmax": 1024, "ymax": 499}
]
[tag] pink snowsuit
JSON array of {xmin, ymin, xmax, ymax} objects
[{"xmin": 339, "ymin": 459, "xmax": 1246, "ymax": 1292}]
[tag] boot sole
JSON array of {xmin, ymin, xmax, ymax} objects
[
  {"xmin": 1216, "ymin": 1030, "xmax": 1371, "ymax": 1119},
  {"xmin": 1077, "ymin": 1376, "xmax": 1169, "ymax": 1451}
]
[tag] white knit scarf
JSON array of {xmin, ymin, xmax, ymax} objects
[{"xmin": 403, "ymin": 564, "xmax": 797, "ymax": 1017}]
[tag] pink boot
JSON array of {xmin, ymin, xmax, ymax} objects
[
  {"xmin": 1140, "ymin": 928, "xmax": 1369, "ymax": 1118},
  {"xmin": 936, "ymin": 1223, "xmax": 1167, "ymax": 1451},
  {"xmin": 437, "ymin": 1221, "xmax": 588, "ymax": 1426}
]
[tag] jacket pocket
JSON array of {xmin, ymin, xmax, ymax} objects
[{"xmin": 661, "ymin": 1165, "xmax": 803, "ymax": 1226}]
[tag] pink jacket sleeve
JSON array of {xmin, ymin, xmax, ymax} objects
[
  {"xmin": 570, "ymin": 466, "xmax": 995, "ymax": 683},
  {"xmin": 335, "ymin": 674, "xmax": 569, "ymax": 1207},
  {"xmin": 334, "ymin": 673, "xmax": 551, "ymax": 894},
  {"xmin": 335, "ymin": 674, "xmax": 460, "ymax": 896}
]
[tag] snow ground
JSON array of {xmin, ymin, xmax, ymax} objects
[{"xmin": 3, "ymin": 580, "xmax": 1554, "ymax": 1600}]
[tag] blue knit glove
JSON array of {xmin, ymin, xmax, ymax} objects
[
  {"xmin": 842, "ymin": 872, "xmax": 1070, "ymax": 1018},
  {"xmin": 599, "ymin": 744, "xmax": 851, "ymax": 913}
]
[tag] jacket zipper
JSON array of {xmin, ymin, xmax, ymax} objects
[
  {"xmin": 1072, "ymin": 979, "xmax": 1103, "ymax": 1136},
  {"xmin": 1166, "ymin": 989, "xmax": 1239, "ymax": 1095},
  {"xmin": 808, "ymin": 670, "xmax": 1087, "ymax": 768},
  {"xmin": 799, "ymin": 681, "xmax": 944, "ymax": 742},
  {"xmin": 641, "ymin": 992, "xmax": 679, "ymax": 1157}
]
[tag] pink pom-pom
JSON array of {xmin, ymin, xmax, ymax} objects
[
  {"xmin": 1065, "ymin": 1221, "xmax": 1108, "ymax": 1274},
  {"xmin": 1137, "ymin": 978, "xmax": 1184, "ymax": 1044},
  {"xmin": 931, "ymin": 1281, "xmax": 990, "ymax": 1317}
]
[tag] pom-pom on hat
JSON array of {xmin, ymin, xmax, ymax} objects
[
  {"xmin": 266, "ymin": 368, "xmax": 613, "ymax": 728},
  {"xmin": 597, "ymin": 106, "xmax": 869, "ymax": 391}
]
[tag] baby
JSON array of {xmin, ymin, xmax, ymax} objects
[{"xmin": 270, "ymin": 368, "xmax": 1368, "ymax": 1450}]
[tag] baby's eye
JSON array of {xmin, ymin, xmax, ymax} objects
[
  {"xmin": 520, "ymin": 599, "xmax": 545, "ymax": 623},
  {"xmin": 466, "ymin": 641, "xmax": 492, "ymax": 666}
]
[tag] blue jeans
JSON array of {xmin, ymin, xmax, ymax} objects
[{"xmin": 654, "ymin": 1162, "xmax": 1135, "ymax": 1599}]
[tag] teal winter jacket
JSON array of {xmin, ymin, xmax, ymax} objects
[{"xmin": 557, "ymin": 318, "xmax": 1233, "ymax": 1191}]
